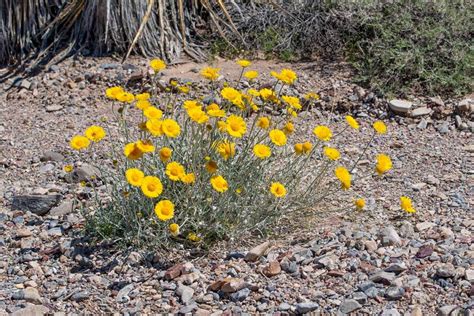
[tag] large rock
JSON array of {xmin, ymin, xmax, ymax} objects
[
  {"xmin": 40, "ymin": 150, "xmax": 65, "ymax": 162},
  {"xmin": 176, "ymin": 285, "xmax": 194, "ymax": 304},
  {"xmin": 69, "ymin": 164, "xmax": 100, "ymax": 183},
  {"xmin": 455, "ymin": 98, "xmax": 473, "ymax": 113},
  {"xmin": 411, "ymin": 107, "xmax": 431, "ymax": 117},
  {"xmin": 245, "ymin": 241, "xmax": 270, "ymax": 262},
  {"xmin": 339, "ymin": 299, "xmax": 362, "ymax": 314},
  {"xmin": 11, "ymin": 194, "xmax": 61, "ymax": 215},
  {"xmin": 380, "ymin": 226, "xmax": 401, "ymax": 246},
  {"xmin": 296, "ymin": 302, "xmax": 319, "ymax": 314},
  {"xmin": 11, "ymin": 304, "xmax": 49, "ymax": 316},
  {"xmin": 389, "ymin": 99, "xmax": 413, "ymax": 114},
  {"xmin": 370, "ymin": 271, "xmax": 395, "ymax": 285},
  {"xmin": 49, "ymin": 200, "xmax": 74, "ymax": 217}
]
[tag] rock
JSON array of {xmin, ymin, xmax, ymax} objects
[
  {"xmin": 370, "ymin": 271, "xmax": 395, "ymax": 285},
  {"xmin": 439, "ymin": 227, "xmax": 454, "ymax": 239},
  {"xmin": 49, "ymin": 200, "xmax": 74, "ymax": 217},
  {"xmin": 352, "ymin": 292, "xmax": 367, "ymax": 304},
  {"xmin": 437, "ymin": 122, "xmax": 450, "ymax": 134},
  {"xmin": 245, "ymin": 241, "xmax": 270, "ymax": 262},
  {"xmin": 381, "ymin": 308, "xmax": 401, "ymax": 316},
  {"xmin": 411, "ymin": 305, "xmax": 422, "ymax": 316},
  {"xmin": 71, "ymin": 291, "xmax": 89, "ymax": 302},
  {"xmin": 116, "ymin": 284, "xmax": 134, "ymax": 303},
  {"xmin": 438, "ymin": 305, "xmax": 458, "ymax": 316},
  {"xmin": 385, "ymin": 262, "xmax": 407, "ymax": 273},
  {"xmin": 230, "ymin": 288, "xmax": 250, "ymax": 302},
  {"xmin": 39, "ymin": 164, "xmax": 55, "ymax": 173},
  {"xmin": 11, "ymin": 304, "xmax": 49, "ymax": 316},
  {"xmin": 179, "ymin": 303, "xmax": 197, "ymax": 314},
  {"xmin": 389, "ymin": 99, "xmax": 413, "ymax": 114},
  {"xmin": 455, "ymin": 115, "xmax": 463, "ymax": 128},
  {"xmin": 179, "ymin": 271, "xmax": 200, "ymax": 285},
  {"xmin": 385, "ymin": 286, "xmax": 405, "ymax": 300},
  {"xmin": 426, "ymin": 175, "xmax": 440, "ymax": 186},
  {"xmin": 363, "ymin": 239, "xmax": 378, "ymax": 252},
  {"xmin": 47, "ymin": 227, "xmax": 62, "ymax": 237},
  {"xmin": 416, "ymin": 222, "xmax": 436, "ymax": 232},
  {"xmin": 278, "ymin": 303, "xmax": 292, "ymax": 311},
  {"xmin": 100, "ymin": 63, "xmax": 120, "ymax": 69},
  {"xmin": 465, "ymin": 269, "xmax": 474, "ymax": 282},
  {"xmin": 280, "ymin": 257, "xmax": 298, "ymax": 273},
  {"xmin": 416, "ymin": 245, "xmax": 434, "ymax": 258},
  {"xmin": 11, "ymin": 195, "xmax": 61, "ymax": 215},
  {"xmin": 399, "ymin": 221, "xmax": 415, "ymax": 238},
  {"xmin": 339, "ymin": 299, "xmax": 361, "ymax": 314},
  {"xmin": 380, "ymin": 226, "xmax": 401, "ymax": 246},
  {"xmin": 16, "ymin": 228, "xmax": 33, "ymax": 238},
  {"xmin": 40, "ymin": 150, "xmax": 65, "ymax": 162},
  {"xmin": 177, "ymin": 285, "xmax": 194, "ymax": 304},
  {"xmin": 411, "ymin": 107, "xmax": 431, "ymax": 117},
  {"xmin": 45, "ymin": 105, "xmax": 63, "ymax": 112},
  {"xmin": 12, "ymin": 287, "xmax": 42, "ymax": 304},
  {"xmin": 417, "ymin": 119, "xmax": 428, "ymax": 129},
  {"xmin": 221, "ymin": 278, "xmax": 246, "ymax": 293},
  {"xmin": 430, "ymin": 96, "xmax": 444, "ymax": 107},
  {"xmin": 263, "ymin": 261, "xmax": 281, "ymax": 277},
  {"xmin": 295, "ymin": 302, "xmax": 319, "ymax": 314},
  {"xmin": 456, "ymin": 98, "xmax": 473, "ymax": 113},
  {"xmin": 436, "ymin": 264, "xmax": 455, "ymax": 278},
  {"xmin": 411, "ymin": 182, "xmax": 427, "ymax": 191},
  {"xmin": 164, "ymin": 263, "xmax": 184, "ymax": 280}
]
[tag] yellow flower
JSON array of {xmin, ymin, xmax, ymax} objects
[
  {"xmin": 146, "ymin": 119, "xmax": 163, "ymax": 136},
  {"xmin": 63, "ymin": 165, "xmax": 73, "ymax": 173},
  {"xmin": 253, "ymin": 144, "xmax": 271, "ymax": 159},
  {"xmin": 150, "ymin": 59, "xmax": 166, "ymax": 72},
  {"xmin": 270, "ymin": 182, "xmax": 286, "ymax": 198},
  {"xmin": 304, "ymin": 92, "xmax": 320, "ymax": 100},
  {"xmin": 294, "ymin": 143, "xmax": 304, "ymax": 155},
  {"xmin": 124, "ymin": 143, "xmax": 143, "ymax": 160},
  {"xmin": 302, "ymin": 141, "xmax": 312, "ymax": 153},
  {"xmin": 161, "ymin": 119, "xmax": 181, "ymax": 138},
  {"xmin": 345, "ymin": 115, "xmax": 359, "ymax": 130},
  {"xmin": 237, "ymin": 59, "xmax": 251, "ymax": 68},
  {"xmin": 141, "ymin": 176, "xmax": 163, "ymax": 198},
  {"xmin": 201, "ymin": 67, "xmax": 220, "ymax": 81},
  {"xmin": 281, "ymin": 96, "xmax": 301, "ymax": 109},
  {"xmin": 188, "ymin": 232, "xmax": 201, "ymax": 242},
  {"xmin": 248, "ymin": 89, "xmax": 260, "ymax": 97},
  {"xmin": 259, "ymin": 88, "xmax": 277, "ymax": 102},
  {"xmin": 166, "ymin": 162, "xmax": 185, "ymax": 181},
  {"xmin": 373, "ymin": 121, "xmax": 387, "ymax": 134},
  {"xmin": 257, "ymin": 117, "xmax": 271, "ymax": 129},
  {"xmin": 159, "ymin": 147, "xmax": 172, "ymax": 162},
  {"xmin": 205, "ymin": 160, "xmax": 218, "ymax": 174},
  {"xmin": 376, "ymin": 154, "xmax": 392, "ymax": 175},
  {"xmin": 206, "ymin": 103, "xmax": 225, "ymax": 117},
  {"xmin": 226, "ymin": 115, "xmax": 247, "ymax": 138},
  {"xmin": 181, "ymin": 173, "xmax": 196, "ymax": 184},
  {"xmin": 217, "ymin": 120, "xmax": 227, "ymax": 132},
  {"xmin": 288, "ymin": 108, "xmax": 298, "ymax": 118},
  {"xmin": 323, "ymin": 147, "xmax": 341, "ymax": 161},
  {"xmin": 136, "ymin": 100, "xmax": 151, "ymax": 110},
  {"xmin": 169, "ymin": 223, "xmax": 180, "ymax": 236},
  {"xmin": 244, "ymin": 70, "xmax": 258, "ymax": 80},
  {"xmin": 210, "ymin": 175, "xmax": 228, "ymax": 193},
  {"xmin": 283, "ymin": 122, "xmax": 295, "ymax": 134},
  {"xmin": 235, "ymin": 188, "xmax": 242, "ymax": 194},
  {"xmin": 154, "ymin": 200, "xmax": 174, "ymax": 221},
  {"xmin": 400, "ymin": 196, "xmax": 416, "ymax": 213},
  {"xmin": 269, "ymin": 129, "xmax": 287, "ymax": 146},
  {"xmin": 272, "ymin": 69, "xmax": 297, "ymax": 85},
  {"xmin": 84, "ymin": 126, "xmax": 106, "ymax": 142},
  {"xmin": 70, "ymin": 135, "xmax": 90, "ymax": 150},
  {"xmin": 355, "ymin": 198, "xmax": 365, "ymax": 210},
  {"xmin": 106, "ymin": 86, "xmax": 124, "ymax": 100},
  {"xmin": 178, "ymin": 86, "xmax": 190, "ymax": 94},
  {"xmin": 143, "ymin": 106, "xmax": 163, "ymax": 120},
  {"xmin": 116, "ymin": 92, "xmax": 135, "ymax": 103},
  {"xmin": 313, "ymin": 125, "xmax": 332, "ymax": 141},
  {"xmin": 335, "ymin": 166, "xmax": 351, "ymax": 190},
  {"xmin": 135, "ymin": 92, "xmax": 150, "ymax": 101},
  {"xmin": 136, "ymin": 140, "xmax": 155, "ymax": 153},
  {"xmin": 187, "ymin": 106, "xmax": 209, "ymax": 124},
  {"xmin": 221, "ymin": 87, "xmax": 244, "ymax": 109},
  {"xmin": 216, "ymin": 141, "xmax": 236, "ymax": 160},
  {"xmin": 125, "ymin": 168, "xmax": 144, "ymax": 187},
  {"xmin": 183, "ymin": 100, "xmax": 200, "ymax": 110}
]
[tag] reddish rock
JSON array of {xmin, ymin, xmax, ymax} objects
[
  {"xmin": 245, "ymin": 241, "xmax": 270, "ymax": 262},
  {"xmin": 221, "ymin": 278, "xmax": 246, "ymax": 293},
  {"xmin": 416, "ymin": 245, "xmax": 433, "ymax": 259},
  {"xmin": 263, "ymin": 261, "xmax": 281, "ymax": 277},
  {"xmin": 164, "ymin": 263, "xmax": 183, "ymax": 280},
  {"xmin": 328, "ymin": 270, "xmax": 345, "ymax": 277}
]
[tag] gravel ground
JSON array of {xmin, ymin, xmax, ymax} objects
[{"xmin": 0, "ymin": 57, "xmax": 473, "ymax": 315}]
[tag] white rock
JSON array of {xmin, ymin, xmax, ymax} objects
[
  {"xmin": 411, "ymin": 107, "xmax": 431, "ymax": 117},
  {"xmin": 389, "ymin": 99, "xmax": 413, "ymax": 113},
  {"xmin": 415, "ymin": 222, "xmax": 436, "ymax": 232}
]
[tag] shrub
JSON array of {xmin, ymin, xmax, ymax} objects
[{"xmin": 69, "ymin": 59, "xmax": 411, "ymax": 248}]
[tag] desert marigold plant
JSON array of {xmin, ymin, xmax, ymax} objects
[{"xmin": 70, "ymin": 60, "xmax": 413, "ymax": 248}]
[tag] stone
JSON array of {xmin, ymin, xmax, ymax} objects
[
  {"xmin": 164, "ymin": 263, "xmax": 184, "ymax": 280},
  {"xmin": 456, "ymin": 98, "xmax": 473, "ymax": 113},
  {"xmin": 177, "ymin": 285, "xmax": 194, "ymax": 304},
  {"xmin": 263, "ymin": 261, "xmax": 281, "ymax": 277},
  {"xmin": 47, "ymin": 227, "xmax": 62, "ymax": 237},
  {"xmin": 385, "ymin": 262, "xmax": 407, "ymax": 273},
  {"xmin": 11, "ymin": 304, "xmax": 49, "ymax": 316},
  {"xmin": 389, "ymin": 99, "xmax": 413, "ymax": 114},
  {"xmin": 399, "ymin": 221, "xmax": 415, "ymax": 238},
  {"xmin": 417, "ymin": 119, "xmax": 428, "ymax": 129},
  {"xmin": 411, "ymin": 182, "xmax": 427, "ymax": 191},
  {"xmin": 455, "ymin": 115, "xmax": 463, "ymax": 128},
  {"xmin": 438, "ymin": 305, "xmax": 458, "ymax": 316},
  {"xmin": 437, "ymin": 122, "xmax": 450, "ymax": 134},
  {"xmin": 230, "ymin": 288, "xmax": 250, "ymax": 302},
  {"xmin": 339, "ymin": 299, "xmax": 361, "ymax": 314},
  {"xmin": 116, "ymin": 284, "xmax": 134, "ymax": 303},
  {"xmin": 352, "ymin": 291, "xmax": 367, "ymax": 304},
  {"xmin": 411, "ymin": 306, "xmax": 422, "ymax": 316},
  {"xmin": 16, "ymin": 228, "xmax": 33, "ymax": 238},
  {"xmin": 13, "ymin": 287, "xmax": 42, "ymax": 304},
  {"xmin": 295, "ymin": 302, "xmax": 319, "ymax": 314},
  {"xmin": 70, "ymin": 164, "xmax": 100, "ymax": 182},
  {"xmin": 370, "ymin": 271, "xmax": 395, "ymax": 285},
  {"xmin": 278, "ymin": 303, "xmax": 291, "ymax": 311},
  {"xmin": 71, "ymin": 291, "xmax": 89, "ymax": 302},
  {"xmin": 179, "ymin": 303, "xmax": 197, "ymax": 314},
  {"xmin": 465, "ymin": 269, "xmax": 474, "ymax": 282},
  {"xmin": 411, "ymin": 107, "xmax": 431, "ymax": 117},
  {"xmin": 439, "ymin": 227, "xmax": 454, "ymax": 239},
  {"xmin": 245, "ymin": 241, "xmax": 270, "ymax": 262},
  {"xmin": 380, "ymin": 226, "xmax": 401, "ymax": 246},
  {"xmin": 45, "ymin": 105, "xmax": 63, "ymax": 112},
  {"xmin": 12, "ymin": 194, "xmax": 61, "ymax": 215},
  {"xmin": 39, "ymin": 164, "xmax": 55, "ymax": 173},
  {"xmin": 416, "ymin": 222, "xmax": 436, "ymax": 232},
  {"xmin": 416, "ymin": 245, "xmax": 433, "ymax": 258},
  {"xmin": 381, "ymin": 308, "xmax": 401, "ymax": 316},
  {"xmin": 436, "ymin": 264, "xmax": 455, "ymax": 278},
  {"xmin": 40, "ymin": 150, "xmax": 65, "ymax": 162},
  {"xmin": 221, "ymin": 278, "xmax": 246, "ymax": 293},
  {"xmin": 385, "ymin": 286, "xmax": 405, "ymax": 300},
  {"xmin": 49, "ymin": 200, "xmax": 74, "ymax": 217}
]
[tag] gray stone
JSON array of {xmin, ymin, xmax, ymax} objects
[
  {"xmin": 230, "ymin": 288, "xmax": 250, "ymax": 302},
  {"xmin": 116, "ymin": 284, "xmax": 134, "ymax": 303},
  {"xmin": 352, "ymin": 291, "xmax": 367, "ymax": 304},
  {"xmin": 456, "ymin": 98, "xmax": 473, "ymax": 113},
  {"xmin": 385, "ymin": 286, "xmax": 405, "ymax": 300},
  {"xmin": 45, "ymin": 105, "xmax": 63, "ymax": 112},
  {"xmin": 49, "ymin": 200, "xmax": 74, "ymax": 217},
  {"xmin": 39, "ymin": 164, "xmax": 55, "ymax": 173},
  {"xmin": 436, "ymin": 264, "xmax": 455, "ymax": 278},
  {"xmin": 380, "ymin": 226, "xmax": 402, "ymax": 246},
  {"xmin": 385, "ymin": 262, "xmax": 407, "ymax": 273},
  {"xmin": 177, "ymin": 285, "xmax": 194, "ymax": 304},
  {"xmin": 70, "ymin": 164, "xmax": 100, "ymax": 182},
  {"xmin": 438, "ymin": 305, "xmax": 458, "ymax": 316},
  {"xmin": 416, "ymin": 222, "xmax": 436, "ymax": 232},
  {"xmin": 47, "ymin": 227, "xmax": 62, "ymax": 237},
  {"xmin": 381, "ymin": 308, "xmax": 401, "ymax": 316},
  {"xmin": 179, "ymin": 303, "xmax": 197, "ymax": 314},
  {"xmin": 389, "ymin": 99, "xmax": 413, "ymax": 114},
  {"xmin": 370, "ymin": 271, "xmax": 395, "ymax": 285},
  {"xmin": 278, "ymin": 303, "xmax": 291, "ymax": 311},
  {"xmin": 437, "ymin": 122, "xmax": 450, "ymax": 134},
  {"xmin": 465, "ymin": 269, "xmax": 474, "ymax": 282},
  {"xmin": 455, "ymin": 115, "xmax": 463, "ymax": 128},
  {"xmin": 295, "ymin": 302, "xmax": 319, "ymax": 314},
  {"xmin": 417, "ymin": 119, "xmax": 428, "ymax": 129},
  {"xmin": 399, "ymin": 221, "xmax": 415, "ymax": 238},
  {"xmin": 11, "ymin": 304, "xmax": 49, "ymax": 316},
  {"xmin": 71, "ymin": 291, "xmax": 89, "ymax": 302},
  {"xmin": 339, "ymin": 299, "xmax": 361, "ymax": 314},
  {"xmin": 40, "ymin": 151, "xmax": 65, "ymax": 162},
  {"xmin": 11, "ymin": 195, "xmax": 61, "ymax": 215},
  {"xmin": 12, "ymin": 287, "xmax": 42, "ymax": 304},
  {"xmin": 411, "ymin": 107, "xmax": 431, "ymax": 117}
]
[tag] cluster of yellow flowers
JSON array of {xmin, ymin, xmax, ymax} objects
[{"xmin": 70, "ymin": 58, "xmax": 416, "ymax": 244}]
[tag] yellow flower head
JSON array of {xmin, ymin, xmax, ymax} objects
[
  {"xmin": 146, "ymin": 119, "xmax": 163, "ymax": 136},
  {"xmin": 216, "ymin": 141, "xmax": 236, "ymax": 160},
  {"xmin": 313, "ymin": 125, "xmax": 332, "ymax": 141},
  {"xmin": 304, "ymin": 92, "xmax": 320, "ymax": 100},
  {"xmin": 281, "ymin": 96, "xmax": 301, "ymax": 109},
  {"xmin": 244, "ymin": 70, "xmax": 259, "ymax": 80},
  {"xmin": 400, "ymin": 196, "xmax": 416, "ymax": 213},
  {"xmin": 70, "ymin": 135, "xmax": 90, "ymax": 150},
  {"xmin": 126, "ymin": 168, "xmax": 144, "ymax": 187},
  {"xmin": 335, "ymin": 166, "xmax": 351, "ymax": 190},
  {"xmin": 136, "ymin": 140, "xmax": 155, "ymax": 153},
  {"xmin": 376, "ymin": 154, "xmax": 392, "ymax": 175},
  {"xmin": 269, "ymin": 129, "xmax": 287, "ymax": 146},
  {"xmin": 210, "ymin": 175, "xmax": 228, "ymax": 193},
  {"xmin": 217, "ymin": 120, "xmax": 227, "ymax": 132},
  {"xmin": 237, "ymin": 59, "xmax": 251, "ymax": 68},
  {"xmin": 63, "ymin": 165, "xmax": 74, "ymax": 173},
  {"xmin": 205, "ymin": 160, "xmax": 218, "ymax": 174},
  {"xmin": 270, "ymin": 182, "xmax": 286, "ymax": 198},
  {"xmin": 288, "ymin": 108, "xmax": 298, "ymax": 118},
  {"xmin": 248, "ymin": 89, "xmax": 260, "ymax": 97},
  {"xmin": 181, "ymin": 173, "xmax": 196, "ymax": 184},
  {"xmin": 253, "ymin": 144, "xmax": 271, "ymax": 159},
  {"xmin": 323, "ymin": 147, "xmax": 341, "ymax": 161},
  {"xmin": 221, "ymin": 87, "xmax": 244, "ymax": 109},
  {"xmin": 106, "ymin": 86, "xmax": 124, "ymax": 100},
  {"xmin": 143, "ymin": 106, "xmax": 163, "ymax": 120},
  {"xmin": 84, "ymin": 126, "xmax": 106, "ymax": 142},
  {"xmin": 124, "ymin": 143, "xmax": 143, "ymax": 160},
  {"xmin": 302, "ymin": 141, "xmax": 312, "ymax": 153},
  {"xmin": 201, "ymin": 67, "xmax": 220, "ymax": 81},
  {"xmin": 169, "ymin": 223, "xmax": 180, "ymax": 236},
  {"xmin": 150, "ymin": 59, "xmax": 166, "ymax": 72},
  {"xmin": 159, "ymin": 147, "xmax": 172, "ymax": 162},
  {"xmin": 226, "ymin": 115, "xmax": 247, "ymax": 138},
  {"xmin": 166, "ymin": 161, "xmax": 185, "ymax": 181},
  {"xmin": 294, "ymin": 143, "xmax": 304, "ymax": 155},
  {"xmin": 283, "ymin": 122, "xmax": 295, "ymax": 134},
  {"xmin": 183, "ymin": 100, "xmax": 200, "ymax": 110},
  {"xmin": 116, "ymin": 92, "xmax": 135, "ymax": 103},
  {"xmin": 161, "ymin": 119, "xmax": 181, "ymax": 138},
  {"xmin": 355, "ymin": 198, "xmax": 365, "ymax": 210},
  {"xmin": 187, "ymin": 106, "xmax": 209, "ymax": 124},
  {"xmin": 135, "ymin": 92, "xmax": 150, "ymax": 101},
  {"xmin": 188, "ymin": 232, "xmax": 201, "ymax": 242},
  {"xmin": 257, "ymin": 117, "xmax": 271, "ymax": 129},
  {"xmin": 373, "ymin": 121, "xmax": 387, "ymax": 134},
  {"xmin": 178, "ymin": 86, "xmax": 190, "ymax": 94},
  {"xmin": 272, "ymin": 69, "xmax": 297, "ymax": 85},
  {"xmin": 136, "ymin": 100, "xmax": 151, "ymax": 110},
  {"xmin": 345, "ymin": 115, "xmax": 360, "ymax": 130},
  {"xmin": 206, "ymin": 103, "xmax": 225, "ymax": 117},
  {"xmin": 259, "ymin": 88, "xmax": 278, "ymax": 102},
  {"xmin": 141, "ymin": 176, "xmax": 163, "ymax": 198},
  {"xmin": 154, "ymin": 200, "xmax": 174, "ymax": 221}
]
